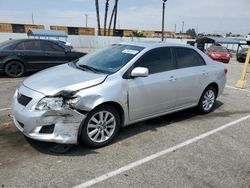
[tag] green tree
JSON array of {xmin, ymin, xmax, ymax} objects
[
  {"xmin": 129, "ymin": 31, "xmax": 145, "ymax": 38},
  {"xmin": 186, "ymin": 28, "xmax": 197, "ymax": 39}
]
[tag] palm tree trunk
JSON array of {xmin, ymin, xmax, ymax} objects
[
  {"xmin": 95, "ymin": 0, "xmax": 101, "ymax": 36},
  {"xmin": 104, "ymin": 0, "xmax": 109, "ymax": 36},
  {"xmin": 108, "ymin": 3, "xmax": 116, "ymax": 36},
  {"xmin": 113, "ymin": 0, "xmax": 119, "ymax": 36}
]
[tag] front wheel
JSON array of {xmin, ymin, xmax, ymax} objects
[
  {"xmin": 198, "ymin": 86, "xmax": 217, "ymax": 114},
  {"xmin": 79, "ymin": 105, "xmax": 121, "ymax": 148}
]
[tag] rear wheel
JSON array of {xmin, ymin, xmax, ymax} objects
[
  {"xmin": 198, "ymin": 86, "xmax": 217, "ymax": 114},
  {"xmin": 4, "ymin": 61, "xmax": 25, "ymax": 78},
  {"xmin": 80, "ymin": 105, "xmax": 121, "ymax": 148}
]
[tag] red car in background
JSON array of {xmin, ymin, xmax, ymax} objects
[{"xmin": 206, "ymin": 45, "xmax": 230, "ymax": 63}]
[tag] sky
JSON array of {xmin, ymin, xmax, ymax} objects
[{"xmin": 0, "ymin": 0, "xmax": 249, "ymax": 35}]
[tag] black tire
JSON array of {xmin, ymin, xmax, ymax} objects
[
  {"xmin": 4, "ymin": 61, "xmax": 25, "ymax": 78},
  {"xmin": 79, "ymin": 105, "xmax": 121, "ymax": 148},
  {"xmin": 198, "ymin": 86, "xmax": 217, "ymax": 114}
]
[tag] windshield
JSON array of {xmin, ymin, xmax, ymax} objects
[
  {"xmin": 211, "ymin": 47, "xmax": 228, "ymax": 53},
  {"xmin": 0, "ymin": 40, "xmax": 16, "ymax": 49},
  {"xmin": 242, "ymin": 48, "xmax": 248, "ymax": 53},
  {"xmin": 76, "ymin": 44, "xmax": 144, "ymax": 74}
]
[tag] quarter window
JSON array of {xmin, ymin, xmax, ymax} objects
[
  {"xmin": 135, "ymin": 47, "xmax": 175, "ymax": 74},
  {"xmin": 174, "ymin": 47, "xmax": 205, "ymax": 69}
]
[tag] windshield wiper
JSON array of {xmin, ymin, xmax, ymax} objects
[{"xmin": 77, "ymin": 64, "xmax": 99, "ymax": 73}]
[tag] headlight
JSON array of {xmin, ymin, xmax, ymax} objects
[
  {"xmin": 35, "ymin": 97, "xmax": 64, "ymax": 110},
  {"xmin": 34, "ymin": 96, "xmax": 81, "ymax": 111}
]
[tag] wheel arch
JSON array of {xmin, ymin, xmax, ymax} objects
[
  {"xmin": 203, "ymin": 82, "xmax": 219, "ymax": 98},
  {"xmin": 3, "ymin": 59, "xmax": 26, "ymax": 71},
  {"xmin": 90, "ymin": 101, "xmax": 125, "ymax": 126},
  {"xmin": 77, "ymin": 101, "xmax": 125, "ymax": 145}
]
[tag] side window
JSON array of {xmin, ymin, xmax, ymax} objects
[
  {"xmin": 135, "ymin": 47, "xmax": 175, "ymax": 74},
  {"xmin": 15, "ymin": 41, "xmax": 41, "ymax": 51},
  {"xmin": 40, "ymin": 41, "xmax": 64, "ymax": 52},
  {"xmin": 175, "ymin": 47, "xmax": 205, "ymax": 69}
]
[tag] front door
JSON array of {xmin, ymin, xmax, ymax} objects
[{"xmin": 127, "ymin": 47, "xmax": 178, "ymax": 121}]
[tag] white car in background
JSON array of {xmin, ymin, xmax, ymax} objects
[{"xmin": 246, "ymin": 34, "xmax": 250, "ymax": 43}]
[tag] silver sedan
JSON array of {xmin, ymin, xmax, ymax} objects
[{"xmin": 12, "ymin": 42, "xmax": 227, "ymax": 147}]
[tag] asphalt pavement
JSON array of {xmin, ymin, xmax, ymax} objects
[{"xmin": 0, "ymin": 59, "xmax": 249, "ymax": 188}]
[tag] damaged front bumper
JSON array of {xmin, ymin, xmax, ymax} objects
[{"xmin": 12, "ymin": 84, "xmax": 86, "ymax": 144}]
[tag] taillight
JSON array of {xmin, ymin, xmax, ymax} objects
[{"xmin": 224, "ymin": 68, "xmax": 228, "ymax": 74}]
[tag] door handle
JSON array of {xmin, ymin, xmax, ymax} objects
[
  {"xmin": 17, "ymin": 53, "xmax": 24, "ymax": 57},
  {"xmin": 168, "ymin": 76, "xmax": 177, "ymax": 82}
]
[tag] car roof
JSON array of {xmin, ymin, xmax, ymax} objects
[
  {"xmin": 118, "ymin": 41, "xmax": 192, "ymax": 49},
  {"xmin": 3, "ymin": 38, "xmax": 64, "ymax": 44}
]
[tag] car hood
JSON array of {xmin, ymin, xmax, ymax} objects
[{"xmin": 23, "ymin": 63, "xmax": 108, "ymax": 96}]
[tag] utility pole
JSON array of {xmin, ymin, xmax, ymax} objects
[
  {"xmin": 85, "ymin": 14, "xmax": 88, "ymax": 27},
  {"xmin": 161, "ymin": 0, "xmax": 167, "ymax": 42},
  {"xmin": 182, "ymin": 21, "xmax": 184, "ymax": 33},
  {"xmin": 118, "ymin": 19, "xmax": 120, "ymax": 29},
  {"xmin": 31, "ymin": 13, "xmax": 34, "ymax": 24},
  {"xmin": 174, "ymin": 24, "xmax": 176, "ymax": 33}
]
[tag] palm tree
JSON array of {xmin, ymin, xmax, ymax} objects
[
  {"xmin": 104, "ymin": 0, "xmax": 110, "ymax": 36},
  {"xmin": 108, "ymin": 0, "xmax": 118, "ymax": 36},
  {"xmin": 108, "ymin": 2, "xmax": 115, "ymax": 36},
  {"xmin": 113, "ymin": 0, "xmax": 119, "ymax": 36},
  {"xmin": 95, "ymin": 0, "xmax": 101, "ymax": 35}
]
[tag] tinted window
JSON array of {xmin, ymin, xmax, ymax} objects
[
  {"xmin": 41, "ymin": 41, "xmax": 64, "ymax": 52},
  {"xmin": 175, "ymin": 47, "xmax": 205, "ymax": 69},
  {"xmin": 15, "ymin": 41, "xmax": 41, "ymax": 51},
  {"xmin": 135, "ymin": 47, "xmax": 174, "ymax": 74}
]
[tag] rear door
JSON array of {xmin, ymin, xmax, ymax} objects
[
  {"xmin": 40, "ymin": 40, "xmax": 69, "ymax": 68},
  {"xmin": 172, "ymin": 47, "xmax": 208, "ymax": 108},
  {"xmin": 127, "ymin": 47, "xmax": 178, "ymax": 121}
]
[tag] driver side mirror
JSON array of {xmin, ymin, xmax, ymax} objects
[{"xmin": 131, "ymin": 67, "xmax": 149, "ymax": 78}]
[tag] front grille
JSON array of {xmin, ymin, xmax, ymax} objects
[
  {"xmin": 17, "ymin": 93, "xmax": 32, "ymax": 106},
  {"xmin": 39, "ymin": 124, "xmax": 55, "ymax": 134}
]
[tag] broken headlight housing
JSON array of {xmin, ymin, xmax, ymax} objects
[{"xmin": 34, "ymin": 96, "xmax": 80, "ymax": 111}]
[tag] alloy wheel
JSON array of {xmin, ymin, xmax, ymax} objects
[
  {"xmin": 202, "ymin": 90, "xmax": 215, "ymax": 111},
  {"xmin": 87, "ymin": 111, "xmax": 116, "ymax": 143}
]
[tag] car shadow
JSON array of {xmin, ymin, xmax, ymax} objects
[{"xmin": 25, "ymin": 100, "xmax": 228, "ymax": 156}]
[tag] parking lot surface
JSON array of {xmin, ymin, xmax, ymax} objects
[{"xmin": 0, "ymin": 59, "xmax": 250, "ymax": 188}]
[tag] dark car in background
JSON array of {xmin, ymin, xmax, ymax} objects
[
  {"xmin": 0, "ymin": 39, "xmax": 86, "ymax": 77},
  {"xmin": 237, "ymin": 48, "xmax": 248, "ymax": 63},
  {"xmin": 206, "ymin": 45, "xmax": 230, "ymax": 64}
]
